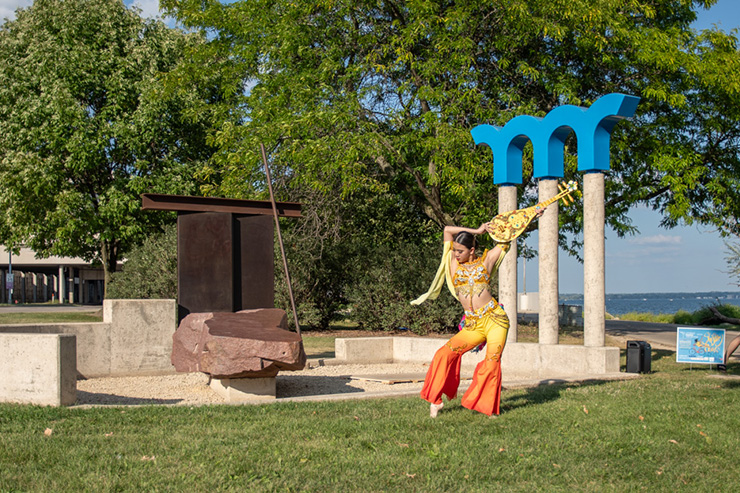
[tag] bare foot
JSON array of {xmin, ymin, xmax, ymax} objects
[{"xmin": 430, "ymin": 402, "xmax": 444, "ymax": 418}]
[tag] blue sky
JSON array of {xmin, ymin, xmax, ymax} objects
[{"xmin": 0, "ymin": 0, "xmax": 737, "ymax": 293}]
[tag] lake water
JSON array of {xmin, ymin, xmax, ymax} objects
[{"xmin": 560, "ymin": 291, "xmax": 740, "ymax": 316}]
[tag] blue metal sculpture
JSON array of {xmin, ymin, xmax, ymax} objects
[{"xmin": 470, "ymin": 93, "xmax": 640, "ymax": 184}]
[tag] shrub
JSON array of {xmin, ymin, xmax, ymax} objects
[
  {"xmin": 107, "ymin": 224, "xmax": 177, "ymax": 299},
  {"xmin": 345, "ymin": 242, "xmax": 468, "ymax": 335},
  {"xmin": 689, "ymin": 303, "xmax": 740, "ymax": 326},
  {"xmin": 672, "ymin": 310, "xmax": 694, "ymax": 325}
]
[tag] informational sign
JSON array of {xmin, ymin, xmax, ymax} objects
[
  {"xmin": 676, "ymin": 327, "xmax": 725, "ymax": 365},
  {"xmin": 5, "ymin": 274, "xmax": 12, "ymax": 290}
]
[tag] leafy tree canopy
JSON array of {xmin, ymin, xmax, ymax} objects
[
  {"xmin": 161, "ymin": 0, "xmax": 739, "ymax": 254},
  {"xmin": 0, "ymin": 0, "xmax": 215, "ymax": 290}
]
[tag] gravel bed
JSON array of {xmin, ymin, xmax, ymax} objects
[{"xmin": 75, "ymin": 362, "xmax": 433, "ymax": 407}]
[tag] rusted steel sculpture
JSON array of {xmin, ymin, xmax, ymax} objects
[{"xmin": 141, "ymin": 193, "xmax": 301, "ymax": 322}]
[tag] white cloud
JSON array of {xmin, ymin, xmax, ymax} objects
[
  {"xmin": 0, "ymin": 0, "xmax": 32, "ymax": 24},
  {"xmin": 129, "ymin": 0, "xmax": 162, "ymax": 20},
  {"xmin": 608, "ymin": 244, "xmax": 681, "ymax": 261},
  {"xmin": 628, "ymin": 234, "xmax": 683, "ymax": 246}
]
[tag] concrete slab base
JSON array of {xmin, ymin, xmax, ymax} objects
[
  {"xmin": 209, "ymin": 377, "xmax": 276, "ymax": 401},
  {"xmin": 350, "ymin": 372, "xmax": 431, "ymax": 384},
  {"xmin": 335, "ymin": 337, "xmax": 621, "ymax": 378}
]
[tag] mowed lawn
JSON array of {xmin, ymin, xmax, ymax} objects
[{"xmin": 1, "ymin": 349, "xmax": 738, "ymax": 492}]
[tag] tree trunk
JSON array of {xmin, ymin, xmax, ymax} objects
[
  {"xmin": 100, "ymin": 240, "xmax": 119, "ymax": 299},
  {"xmin": 709, "ymin": 306, "xmax": 740, "ymax": 325}
]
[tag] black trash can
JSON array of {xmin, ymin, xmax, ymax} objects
[{"xmin": 626, "ymin": 340, "xmax": 651, "ymax": 373}]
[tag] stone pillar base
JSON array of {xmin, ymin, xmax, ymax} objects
[{"xmin": 209, "ymin": 377, "xmax": 276, "ymax": 402}]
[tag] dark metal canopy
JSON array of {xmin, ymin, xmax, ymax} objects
[{"xmin": 141, "ymin": 193, "xmax": 302, "ymax": 217}]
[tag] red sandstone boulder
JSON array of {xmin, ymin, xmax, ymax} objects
[{"xmin": 171, "ymin": 309, "xmax": 306, "ymax": 378}]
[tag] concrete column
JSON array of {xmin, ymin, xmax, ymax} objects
[
  {"xmin": 538, "ymin": 179, "xmax": 559, "ymax": 344},
  {"xmin": 584, "ymin": 172, "xmax": 606, "ymax": 346},
  {"xmin": 498, "ymin": 185, "xmax": 518, "ymax": 342},
  {"xmin": 58, "ymin": 266, "xmax": 65, "ymax": 304},
  {"xmin": 68, "ymin": 267, "xmax": 75, "ymax": 304}
]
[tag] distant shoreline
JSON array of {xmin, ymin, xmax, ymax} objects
[
  {"xmin": 560, "ymin": 291, "xmax": 740, "ymax": 300},
  {"xmin": 558, "ymin": 291, "xmax": 740, "ymax": 316}
]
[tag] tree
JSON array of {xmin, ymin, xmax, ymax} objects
[
  {"xmin": 0, "ymin": 0, "xmax": 215, "ymax": 293},
  {"xmin": 160, "ymin": 0, "xmax": 739, "ymax": 250},
  {"xmin": 725, "ymin": 239, "xmax": 740, "ymax": 286}
]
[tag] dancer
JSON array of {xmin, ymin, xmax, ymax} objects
[
  {"xmin": 718, "ymin": 334, "xmax": 740, "ymax": 372},
  {"xmin": 411, "ymin": 221, "xmax": 513, "ymax": 417}
]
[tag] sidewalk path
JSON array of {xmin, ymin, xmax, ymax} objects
[{"xmin": 606, "ymin": 319, "xmax": 740, "ymax": 356}]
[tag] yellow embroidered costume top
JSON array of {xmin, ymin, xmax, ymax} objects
[
  {"xmin": 453, "ymin": 250, "xmax": 490, "ymax": 298},
  {"xmin": 410, "ymin": 241, "xmax": 509, "ymax": 305}
]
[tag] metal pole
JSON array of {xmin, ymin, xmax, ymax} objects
[
  {"xmin": 260, "ymin": 143, "xmax": 301, "ymax": 336},
  {"xmin": 523, "ymin": 258, "xmax": 527, "ymax": 294}
]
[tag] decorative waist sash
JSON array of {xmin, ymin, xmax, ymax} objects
[{"xmin": 463, "ymin": 299, "xmax": 502, "ymax": 328}]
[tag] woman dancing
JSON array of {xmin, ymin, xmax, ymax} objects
[{"xmin": 411, "ymin": 221, "xmax": 513, "ymax": 418}]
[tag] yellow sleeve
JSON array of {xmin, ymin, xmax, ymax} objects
[
  {"xmin": 410, "ymin": 241, "xmax": 459, "ymax": 305},
  {"xmin": 491, "ymin": 242, "xmax": 510, "ymax": 274}
]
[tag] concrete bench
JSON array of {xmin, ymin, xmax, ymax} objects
[
  {"xmin": 0, "ymin": 299, "xmax": 177, "ymax": 378},
  {"xmin": 0, "ymin": 333, "xmax": 76, "ymax": 406}
]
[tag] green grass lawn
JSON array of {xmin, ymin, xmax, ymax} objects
[
  {"xmin": 2, "ymin": 351, "xmax": 738, "ymax": 491},
  {"xmin": 0, "ymin": 311, "xmax": 103, "ymax": 324},
  {"xmin": 301, "ymin": 333, "xmax": 338, "ymax": 359}
]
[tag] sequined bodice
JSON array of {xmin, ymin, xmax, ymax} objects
[{"xmin": 452, "ymin": 250, "xmax": 490, "ymax": 298}]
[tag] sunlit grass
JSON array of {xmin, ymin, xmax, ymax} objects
[
  {"xmin": 614, "ymin": 311, "xmax": 677, "ymax": 323},
  {"xmin": 1, "ymin": 352, "xmax": 739, "ymax": 491}
]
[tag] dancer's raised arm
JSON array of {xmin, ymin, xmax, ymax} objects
[{"xmin": 443, "ymin": 222, "xmax": 489, "ymax": 242}]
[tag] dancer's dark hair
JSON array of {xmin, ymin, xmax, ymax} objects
[{"xmin": 454, "ymin": 231, "xmax": 476, "ymax": 250}]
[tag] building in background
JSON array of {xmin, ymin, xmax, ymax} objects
[{"xmin": 0, "ymin": 246, "xmax": 105, "ymax": 305}]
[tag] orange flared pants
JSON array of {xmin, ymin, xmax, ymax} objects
[{"xmin": 420, "ymin": 303, "xmax": 509, "ymax": 416}]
